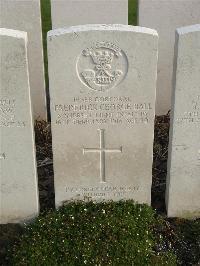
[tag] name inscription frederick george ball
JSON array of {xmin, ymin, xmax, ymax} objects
[{"xmin": 54, "ymin": 96, "xmax": 152, "ymax": 126}]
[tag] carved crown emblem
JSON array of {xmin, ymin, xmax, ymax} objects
[
  {"xmin": 77, "ymin": 41, "xmax": 128, "ymax": 92},
  {"xmin": 91, "ymin": 51, "xmax": 114, "ymax": 65}
]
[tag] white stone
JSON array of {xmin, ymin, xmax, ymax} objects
[
  {"xmin": 51, "ymin": 0, "xmax": 128, "ymax": 29},
  {"xmin": 138, "ymin": 0, "xmax": 200, "ymax": 115},
  {"xmin": 166, "ymin": 24, "xmax": 200, "ymax": 218},
  {"xmin": 0, "ymin": 0, "xmax": 47, "ymax": 120},
  {"xmin": 48, "ymin": 24, "xmax": 158, "ymax": 207},
  {"xmin": 0, "ymin": 28, "xmax": 39, "ymax": 224}
]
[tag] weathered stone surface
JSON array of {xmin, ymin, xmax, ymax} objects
[
  {"xmin": 0, "ymin": 0, "xmax": 46, "ymax": 119},
  {"xmin": 51, "ymin": 0, "xmax": 128, "ymax": 29},
  {"xmin": 138, "ymin": 0, "xmax": 200, "ymax": 115},
  {"xmin": 48, "ymin": 25, "xmax": 158, "ymax": 207},
  {"xmin": 0, "ymin": 28, "xmax": 39, "ymax": 224},
  {"xmin": 166, "ymin": 25, "xmax": 200, "ymax": 218}
]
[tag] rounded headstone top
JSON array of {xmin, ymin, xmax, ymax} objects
[
  {"xmin": 176, "ymin": 24, "xmax": 200, "ymax": 35},
  {"xmin": 48, "ymin": 24, "xmax": 158, "ymax": 38},
  {"xmin": 0, "ymin": 28, "xmax": 27, "ymax": 40}
]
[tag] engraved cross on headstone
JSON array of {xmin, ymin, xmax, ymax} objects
[{"xmin": 83, "ymin": 129, "xmax": 122, "ymax": 183}]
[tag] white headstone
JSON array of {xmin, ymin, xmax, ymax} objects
[
  {"xmin": 166, "ymin": 25, "xmax": 200, "ymax": 218},
  {"xmin": 0, "ymin": 28, "xmax": 39, "ymax": 224},
  {"xmin": 138, "ymin": 0, "xmax": 200, "ymax": 115},
  {"xmin": 0, "ymin": 0, "xmax": 47, "ymax": 120},
  {"xmin": 51, "ymin": 0, "xmax": 128, "ymax": 29},
  {"xmin": 48, "ymin": 24, "xmax": 158, "ymax": 207}
]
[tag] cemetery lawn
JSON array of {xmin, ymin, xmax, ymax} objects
[{"xmin": 0, "ymin": 115, "xmax": 200, "ymax": 265}]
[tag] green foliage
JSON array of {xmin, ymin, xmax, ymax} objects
[
  {"xmin": 10, "ymin": 201, "xmax": 176, "ymax": 265},
  {"xmin": 129, "ymin": 0, "xmax": 138, "ymax": 25},
  {"xmin": 40, "ymin": 0, "xmax": 52, "ymax": 87}
]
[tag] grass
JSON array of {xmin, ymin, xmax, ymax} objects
[
  {"xmin": 9, "ymin": 201, "xmax": 177, "ymax": 265},
  {"xmin": 129, "ymin": 0, "xmax": 138, "ymax": 25},
  {"xmin": 40, "ymin": 0, "xmax": 51, "ymax": 87}
]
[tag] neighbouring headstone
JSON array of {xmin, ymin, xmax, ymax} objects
[
  {"xmin": 51, "ymin": 0, "xmax": 128, "ymax": 29},
  {"xmin": 0, "ymin": 28, "xmax": 39, "ymax": 224},
  {"xmin": 48, "ymin": 24, "xmax": 158, "ymax": 207},
  {"xmin": 138, "ymin": 0, "xmax": 200, "ymax": 115},
  {"xmin": 166, "ymin": 25, "xmax": 200, "ymax": 218},
  {"xmin": 0, "ymin": 0, "xmax": 46, "ymax": 120}
]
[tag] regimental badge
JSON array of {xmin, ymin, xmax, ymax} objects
[{"xmin": 77, "ymin": 41, "xmax": 128, "ymax": 92}]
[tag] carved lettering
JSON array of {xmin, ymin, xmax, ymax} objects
[
  {"xmin": 65, "ymin": 185, "xmax": 140, "ymax": 198},
  {"xmin": 176, "ymin": 95, "xmax": 200, "ymax": 124},
  {"xmin": 54, "ymin": 96, "xmax": 153, "ymax": 126},
  {"xmin": 0, "ymin": 98, "xmax": 26, "ymax": 128}
]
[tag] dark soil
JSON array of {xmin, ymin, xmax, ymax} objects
[
  {"xmin": 34, "ymin": 120, "xmax": 54, "ymax": 211},
  {"xmin": 152, "ymin": 113, "xmax": 170, "ymax": 213}
]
